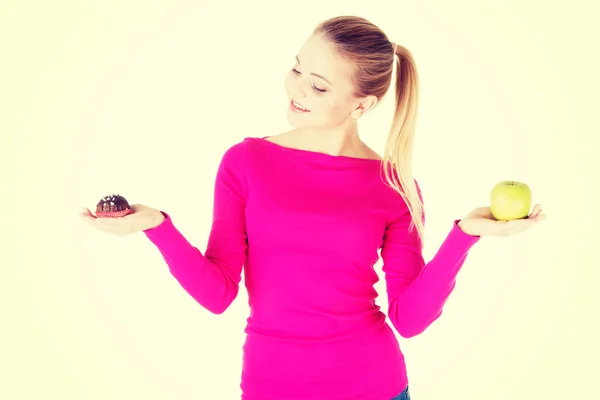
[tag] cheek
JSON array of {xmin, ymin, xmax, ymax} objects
[
  {"xmin": 284, "ymin": 73, "xmax": 292, "ymax": 94},
  {"xmin": 317, "ymin": 97, "xmax": 350, "ymax": 120}
]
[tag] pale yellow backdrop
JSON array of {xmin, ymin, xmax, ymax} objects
[{"xmin": 2, "ymin": 0, "xmax": 598, "ymax": 399}]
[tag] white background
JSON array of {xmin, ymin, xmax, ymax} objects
[{"xmin": 2, "ymin": 0, "xmax": 598, "ymax": 399}]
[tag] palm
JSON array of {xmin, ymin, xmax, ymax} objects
[
  {"xmin": 79, "ymin": 204, "xmax": 164, "ymax": 236},
  {"xmin": 459, "ymin": 204, "xmax": 546, "ymax": 237}
]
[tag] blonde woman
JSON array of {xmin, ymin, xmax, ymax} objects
[{"xmin": 81, "ymin": 15, "xmax": 545, "ymax": 400}]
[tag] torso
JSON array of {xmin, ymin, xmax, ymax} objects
[{"xmin": 239, "ymin": 135, "xmax": 407, "ymax": 399}]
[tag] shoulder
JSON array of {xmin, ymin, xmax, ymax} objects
[
  {"xmin": 224, "ymin": 135, "xmax": 277, "ymax": 153},
  {"xmin": 225, "ymin": 136, "xmax": 252, "ymax": 155},
  {"xmin": 219, "ymin": 136, "xmax": 281, "ymax": 171},
  {"xmin": 377, "ymin": 165, "xmax": 424, "ymax": 219},
  {"xmin": 219, "ymin": 137, "xmax": 257, "ymax": 166}
]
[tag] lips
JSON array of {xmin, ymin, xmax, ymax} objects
[{"xmin": 291, "ymin": 99, "xmax": 310, "ymax": 112}]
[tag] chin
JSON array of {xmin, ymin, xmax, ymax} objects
[{"xmin": 286, "ymin": 111, "xmax": 311, "ymax": 128}]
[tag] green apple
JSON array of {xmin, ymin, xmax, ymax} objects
[{"xmin": 490, "ymin": 180, "xmax": 532, "ymax": 220}]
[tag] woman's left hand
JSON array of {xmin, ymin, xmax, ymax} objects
[{"xmin": 457, "ymin": 204, "xmax": 546, "ymax": 237}]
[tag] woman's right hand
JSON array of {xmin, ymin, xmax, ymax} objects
[{"xmin": 79, "ymin": 204, "xmax": 166, "ymax": 236}]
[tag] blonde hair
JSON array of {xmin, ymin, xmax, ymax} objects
[{"xmin": 314, "ymin": 16, "xmax": 425, "ymax": 239}]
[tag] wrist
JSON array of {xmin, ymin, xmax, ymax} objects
[
  {"xmin": 149, "ymin": 210, "xmax": 166, "ymax": 229},
  {"xmin": 457, "ymin": 219, "xmax": 477, "ymax": 236}
]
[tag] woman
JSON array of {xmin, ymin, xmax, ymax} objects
[{"xmin": 80, "ymin": 16, "xmax": 545, "ymax": 400}]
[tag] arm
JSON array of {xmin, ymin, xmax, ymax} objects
[
  {"xmin": 142, "ymin": 140, "xmax": 249, "ymax": 314},
  {"xmin": 381, "ymin": 206, "xmax": 480, "ymax": 338}
]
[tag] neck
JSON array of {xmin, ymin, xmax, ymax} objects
[{"xmin": 295, "ymin": 121, "xmax": 366, "ymax": 158}]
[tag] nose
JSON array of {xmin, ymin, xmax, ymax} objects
[
  {"xmin": 292, "ymin": 89, "xmax": 307, "ymax": 100},
  {"xmin": 291, "ymin": 77, "xmax": 308, "ymax": 99}
]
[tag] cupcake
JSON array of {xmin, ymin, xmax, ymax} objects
[{"xmin": 95, "ymin": 193, "xmax": 134, "ymax": 218}]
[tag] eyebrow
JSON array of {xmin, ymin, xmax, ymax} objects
[{"xmin": 296, "ymin": 56, "xmax": 332, "ymax": 86}]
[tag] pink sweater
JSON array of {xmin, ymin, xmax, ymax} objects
[{"xmin": 143, "ymin": 137, "xmax": 480, "ymax": 400}]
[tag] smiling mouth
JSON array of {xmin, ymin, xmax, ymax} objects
[{"xmin": 291, "ymin": 99, "xmax": 310, "ymax": 112}]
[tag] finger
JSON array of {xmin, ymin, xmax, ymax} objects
[
  {"xmin": 533, "ymin": 213, "xmax": 547, "ymax": 221},
  {"xmin": 524, "ymin": 210, "xmax": 546, "ymax": 223},
  {"xmin": 528, "ymin": 204, "xmax": 542, "ymax": 219},
  {"xmin": 506, "ymin": 217, "xmax": 543, "ymax": 235},
  {"xmin": 79, "ymin": 207, "xmax": 97, "ymax": 220},
  {"xmin": 474, "ymin": 207, "xmax": 495, "ymax": 219},
  {"xmin": 130, "ymin": 204, "xmax": 147, "ymax": 213},
  {"xmin": 528, "ymin": 210, "xmax": 539, "ymax": 219}
]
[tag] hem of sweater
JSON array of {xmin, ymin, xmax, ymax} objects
[
  {"xmin": 425, "ymin": 219, "xmax": 480, "ymax": 277},
  {"xmin": 142, "ymin": 211, "xmax": 175, "ymax": 243},
  {"xmin": 241, "ymin": 389, "xmax": 407, "ymax": 400},
  {"xmin": 451, "ymin": 218, "xmax": 481, "ymax": 246}
]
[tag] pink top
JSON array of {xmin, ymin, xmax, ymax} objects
[{"xmin": 143, "ymin": 137, "xmax": 480, "ymax": 400}]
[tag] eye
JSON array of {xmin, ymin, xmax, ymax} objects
[
  {"xmin": 312, "ymin": 84, "xmax": 326, "ymax": 93},
  {"xmin": 291, "ymin": 68, "xmax": 327, "ymax": 93}
]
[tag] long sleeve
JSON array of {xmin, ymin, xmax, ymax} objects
[
  {"xmin": 381, "ymin": 207, "xmax": 480, "ymax": 338},
  {"xmin": 142, "ymin": 140, "xmax": 249, "ymax": 314}
]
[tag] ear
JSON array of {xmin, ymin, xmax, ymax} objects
[{"xmin": 351, "ymin": 95, "xmax": 378, "ymax": 119}]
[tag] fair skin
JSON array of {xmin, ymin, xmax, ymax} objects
[
  {"xmin": 80, "ymin": 33, "xmax": 546, "ymax": 236},
  {"xmin": 278, "ymin": 33, "xmax": 380, "ymax": 160}
]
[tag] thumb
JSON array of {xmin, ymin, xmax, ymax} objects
[
  {"xmin": 80, "ymin": 207, "xmax": 96, "ymax": 219},
  {"xmin": 130, "ymin": 203, "xmax": 152, "ymax": 213}
]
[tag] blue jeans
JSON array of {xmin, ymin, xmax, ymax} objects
[{"xmin": 391, "ymin": 385, "xmax": 410, "ymax": 400}]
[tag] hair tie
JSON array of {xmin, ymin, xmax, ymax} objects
[{"xmin": 391, "ymin": 41, "xmax": 398, "ymax": 54}]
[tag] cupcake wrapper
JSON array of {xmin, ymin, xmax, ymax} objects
[{"xmin": 96, "ymin": 208, "xmax": 134, "ymax": 218}]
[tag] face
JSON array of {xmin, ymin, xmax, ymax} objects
[{"xmin": 284, "ymin": 33, "xmax": 376, "ymax": 130}]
